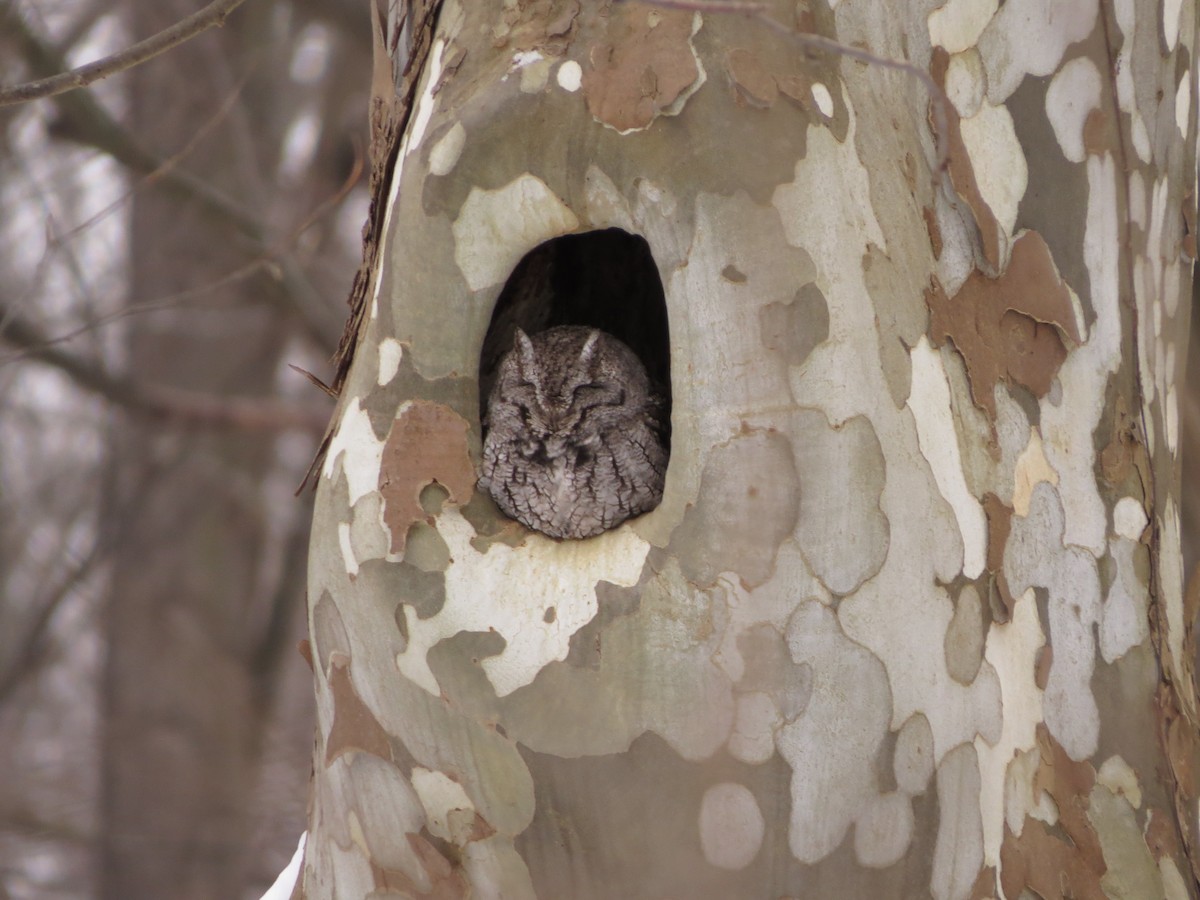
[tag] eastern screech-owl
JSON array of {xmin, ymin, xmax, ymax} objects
[{"xmin": 479, "ymin": 325, "xmax": 668, "ymax": 539}]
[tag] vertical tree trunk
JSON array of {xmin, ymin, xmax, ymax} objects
[
  {"xmin": 305, "ymin": 1, "xmax": 1200, "ymax": 896},
  {"xmin": 101, "ymin": 1, "xmax": 311, "ymax": 895}
]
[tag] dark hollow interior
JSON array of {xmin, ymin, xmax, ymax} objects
[{"xmin": 478, "ymin": 229, "xmax": 672, "ymax": 429}]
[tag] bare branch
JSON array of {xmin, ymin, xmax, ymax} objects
[
  {"xmin": 0, "ymin": 0, "xmax": 252, "ymax": 108},
  {"xmin": 0, "ymin": 304, "xmax": 331, "ymax": 433}
]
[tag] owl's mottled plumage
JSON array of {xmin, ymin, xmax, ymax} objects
[{"xmin": 479, "ymin": 326, "xmax": 667, "ymax": 539}]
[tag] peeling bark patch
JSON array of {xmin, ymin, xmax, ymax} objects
[
  {"xmin": 673, "ymin": 430, "xmax": 800, "ymax": 589},
  {"xmin": 908, "ymin": 338, "xmax": 987, "ymax": 579},
  {"xmin": 982, "ymin": 493, "xmax": 1015, "ymax": 619},
  {"xmin": 930, "ymin": 48, "xmax": 1004, "ymax": 271},
  {"xmin": 930, "ymin": 231, "xmax": 1080, "ymax": 416},
  {"xmin": 380, "ymin": 401, "xmax": 475, "ymax": 557},
  {"xmin": 325, "ymin": 656, "xmax": 393, "ymax": 765},
  {"xmin": 999, "ymin": 725, "xmax": 1105, "ymax": 900},
  {"xmin": 582, "ymin": 6, "xmax": 703, "ymax": 133},
  {"xmin": 725, "ymin": 48, "xmax": 778, "ymax": 108}
]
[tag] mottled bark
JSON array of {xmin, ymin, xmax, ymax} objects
[{"xmin": 305, "ymin": 1, "xmax": 1199, "ymax": 897}]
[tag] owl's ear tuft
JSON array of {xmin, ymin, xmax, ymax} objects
[
  {"xmin": 578, "ymin": 330, "xmax": 601, "ymax": 368},
  {"xmin": 515, "ymin": 328, "xmax": 537, "ymax": 376}
]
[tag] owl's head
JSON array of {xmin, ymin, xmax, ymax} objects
[{"xmin": 491, "ymin": 326, "xmax": 648, "ymax": 454}]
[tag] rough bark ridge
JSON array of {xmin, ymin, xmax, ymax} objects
[{"xmin": 304, "ymin": 1, "xmax": 1199, "ymax": 897}]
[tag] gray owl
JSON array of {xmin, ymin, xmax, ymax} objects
[{"xmin": 479, "ymin": 325, "xmax": 668, "ymax": 539}]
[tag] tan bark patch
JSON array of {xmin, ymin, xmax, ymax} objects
[
  {"xmin": 380, "ymin": 401, "xmax": 476, "ymax": 556},
  {"xmin": 325, "ymin": 655, "xmax": 393, "ymax": 765},
  {"xmin": 999, "ymin": 725, "xmax": 1106, "ymax": 899},
  {"xmin": 583, "ymin": 5, "xmax": 700, "ymax": 132},
  {"xmin": 929, "ymin": 231, "xmax": 1080, "ymax": 416}
]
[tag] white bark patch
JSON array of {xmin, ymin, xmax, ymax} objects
[
  {"xmin": 1100, "ymin": 535, "xmax": 1149, "ymax": 662},
  {"xmin": 698, "ymin": 783, "xmax": 765, "ymax": 870},
  {"xmin": 1011, "ymin": 428, "xmax": 1058, "ymax": 516},
  {"xmin": 452, "ymin": 174, "xmax": 580, "ymax": 291},
  {"xmin": 780, "ymin": 601, "xmax": 893, "ymax": 864},
  {"xmin": 927, "ymin": 0, "xmax": 997, "ymax": 54},
  {"xmin": 1164, "ymin": 0, "xmax": 1184, "ymax": 50},
  {"xmin": 811, "ymin": 81, "xmax": 834, "ymax": 117},
  {"xmin": 945, "ymin": 50, "xmax": 985, "ymax": 118},
  {"xmin": 1005, "ymin": 745, "xmax": 1058, "ymax": 836},
  {"xmin": 428, "ymin": 123, "xmax": 466, "ymax": 176},
  {"xmin": 1113, "ymin": 496, "xmax": 1148, "ymax": 540},
  {"xmin": 324, "ymin": 398, "xmax": 385, "ymax": 505},
  {"xmin": 1160, "ymin": 500, "xmax": 1194, "ymax": 713},
  {"xmin": 974, "ymin": 590, "xmax": 1045, "ymax": 867},
  {"xmin": 396, "ymin": 509, "xmax": 649, "ymax": 697},
  {"xmin": 855, "ymin": 792, "xmax": 914, "ymax": 868},
  {"xmin": 931, "ymin": 744, "xmax": 984, "ymax": 900},
  {"xmin": 1097, "ymin": 755, "xmax": 1142, "ymax": 809},
  {"xmin": 907, "ymin": 338, "xmax": 986, "ymax": 579},
  {"xmin": 556, "ymin": 60, "xmax": 582, "ymax": 92},
  {"xmin": 958, "ymin": 102, "xmax": 1027, "ymax": 246},
  {"xmin": 407, "ymin": 38, "xmax": 447, "ymax": 157},
  {"xmin": 1045, "ymin": 57, "xmax": 1102, "ymax": 163},
  {"xmin": 1113, "ymin": 0, "xmax": 1153, "ymax": 162},
  {"xmin": 337, "ymin": 522, "xmax": 358, "ymax": 577},
  {"xmin": 978, "ymin": 0, "xmax": 1099, "ymax": 103},
  {"xmin": 1004, "ymin": 484, "xmax": 1100, "ymax": 760},
  {"xmin": 376, "ymin": 338, "xmax": 405, "ymax": 385},
  {"xmin": 410, "ymin": 767, "xmax": 477, "ymax": 844},
  {"xmin": 1041, "ymin": 154, "xmax": 1122, "ymax": 556}
]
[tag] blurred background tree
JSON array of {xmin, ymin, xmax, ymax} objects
[{"xmin": 0, "ymin": 0, "xmax": 370, "ymax": 896}]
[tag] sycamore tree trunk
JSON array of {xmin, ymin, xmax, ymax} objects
[{"xmin": 303, "ymin": 1, "xmax": 1200, "ymax": 896}]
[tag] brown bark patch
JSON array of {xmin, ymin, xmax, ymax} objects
[
  {"xmin": 380, "ymin": 401, "xmax": 476, "ymax": 556},
  {"xmin": 982, "ymin": 493, "xmax": 1015, "ymax": 621},
  {"xmin": 1157, "ymin": 679, "xmax": 1200, "ymax": 883},
  {"xmin": 929, "ymin": 231, "xmax": 1080, "ymax": 416},
  {"xmin": 923, "ymin": 206, "xmax": 943, "ymax": 259},
  {"xmin": 583, "ymin": 5, "xmax": 700, "ymax": 132},
  {"xmin": 930, "ymin": 47, "xmax": 1003, "ymax": 272},
  {"xmin": 1082, "ymin": 108, "xmax": 1110, "ymax": 157},
  {"xmin": 725, "ymin": 47, "xmax": 778, "ymax": 108},
  {"xmin": 325, "ymin": 654, "xmax": 393, "ymax": 765},
  {"xmin": 1000, "ymin": 725, "xmax": 1105, "ymax": 899}
]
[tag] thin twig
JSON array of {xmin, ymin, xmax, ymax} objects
[
  {"xmin": 637, "ymin": 0, "xmax": 951, "ymax": 173},
  {"xmin": 0, "ymin": 0, "xmax": 251, "ymax": 107},
  {"xmin": 0, "ymin": 304, "xmax": 330, "ymax": 432}
]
